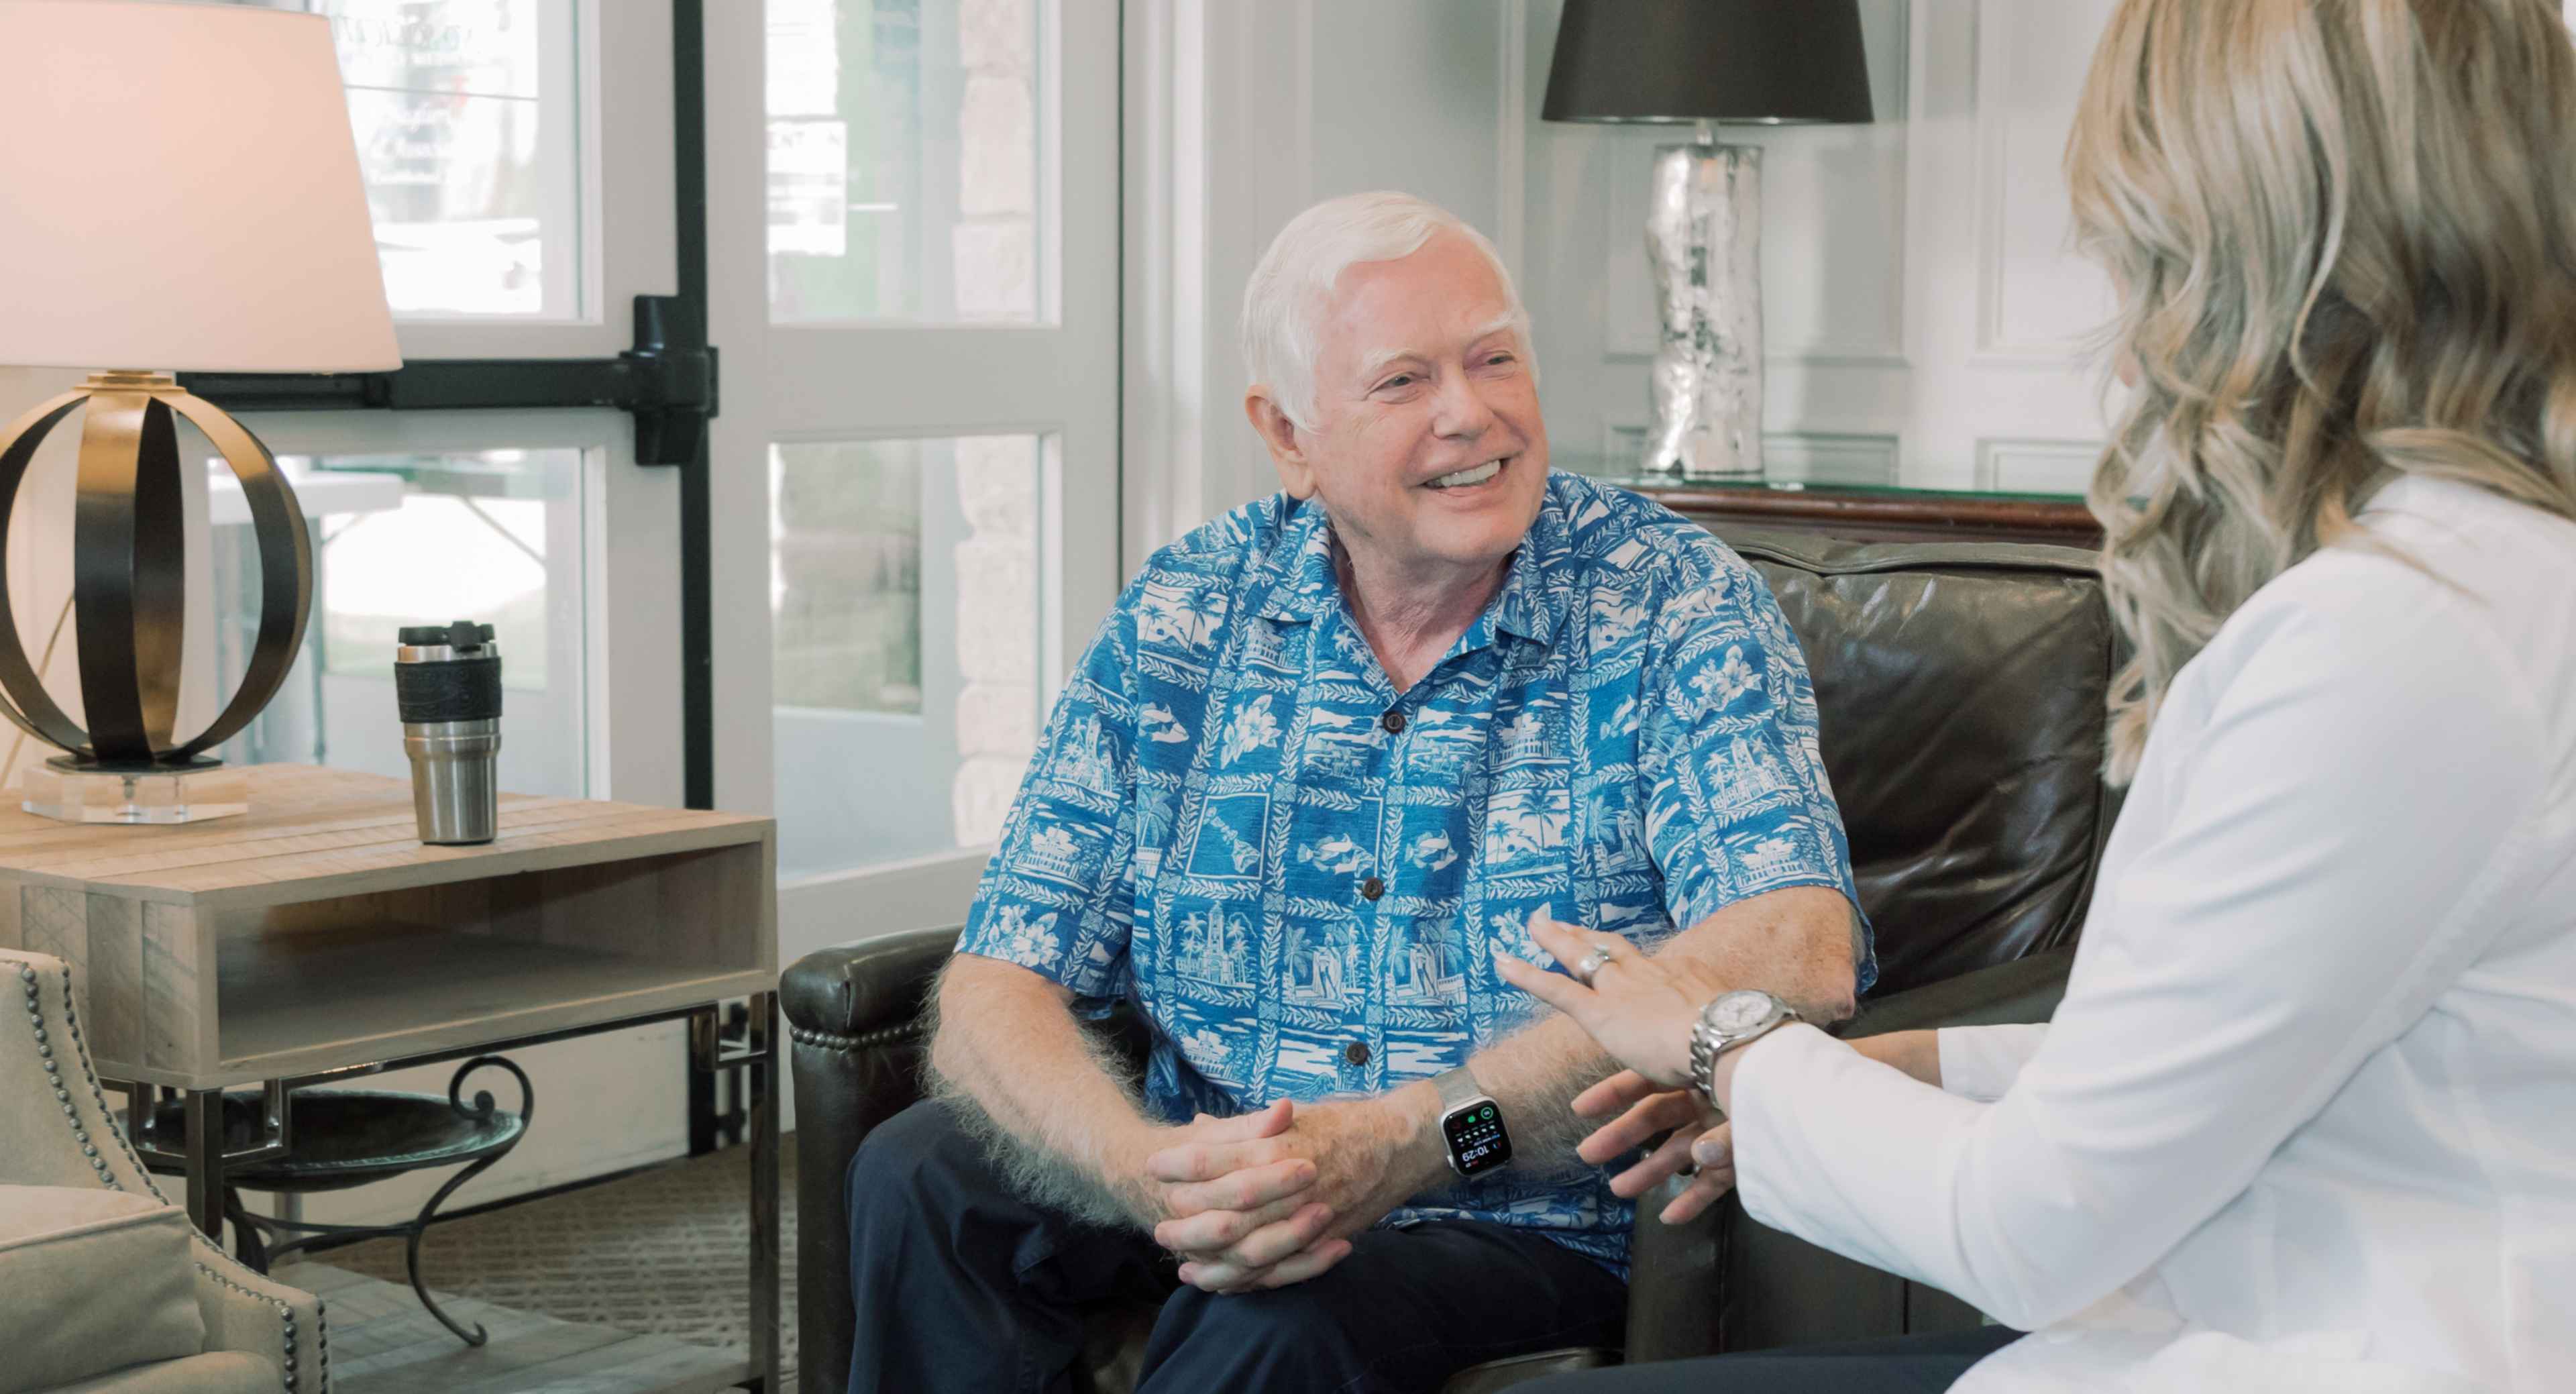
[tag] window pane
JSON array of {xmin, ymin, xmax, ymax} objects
[
  {"xmin": 766, "ymin": 0, "xmax": 1048, "ymax": 323},
  {"xmin": 771, "ymin": 435, "xmax": 1042, "ymax": 877},
  {"xmin": 223, "ymin": 0, "xmax": 584, "ymax": 319},
  {"xmin": 209, "ymin": 449, "xmax": 589, "ymax": 800}
]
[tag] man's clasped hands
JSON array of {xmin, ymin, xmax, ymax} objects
[{"xmin": 1111, "ymin": 912, "xmax": 1745, "ymax": 1297}]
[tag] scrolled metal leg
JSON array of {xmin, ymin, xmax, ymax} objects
[{"xmin": 394, "ymin": 1055, "xmax": 536, "ymax": 1347}]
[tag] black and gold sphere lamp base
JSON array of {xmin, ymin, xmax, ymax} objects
[{"xmin": 0, "ymin": 371, "xmax": 314, "ymax": 825}]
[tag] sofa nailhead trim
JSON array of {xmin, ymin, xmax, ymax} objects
[{"xmin": 789, "ymin": 1021, "xmax": 924, "ymax": 1051}]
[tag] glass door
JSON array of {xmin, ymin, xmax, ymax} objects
[
  {"xmin": 204, "ymin": 0, "xmax": 689, "ymax": 810},
  {"xmin": 704, "ymin": 0, "xmax": 1122, "ymax": 966},
  {"xmin": 168, "ymin": 0, "xmax": 700, "ymax": 1222}
]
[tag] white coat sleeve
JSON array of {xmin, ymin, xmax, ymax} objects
[
  {"xmin": 1936, "ymin": 1024, "xmax": 2051, "ymax": 1102},
  {"xmin": 1724, "ymin": 573, "xmax": 2548, "ymax": 1332}
]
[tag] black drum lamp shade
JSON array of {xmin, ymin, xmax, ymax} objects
[{"xmin": 1543, "ymin": 0, "xmax": 1874, "ymax": 126}]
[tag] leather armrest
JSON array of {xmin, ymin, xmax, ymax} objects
[
  {"xmin": 784, "ymin": 928, "xmax": 959, "ymax": 1394},
  {"xmin": 1623, "ymin": 946, "xmax": 2074, "ymax": 1362},
  {"xmin": 781, "ymin": 925, "xmax": 963, "ymax": 1040}
]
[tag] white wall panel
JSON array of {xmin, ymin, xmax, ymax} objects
[{"xmin": 1972, "ymin": 0, "xmax": 2121, "ymax": 364}]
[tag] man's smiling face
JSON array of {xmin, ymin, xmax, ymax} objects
[{"xmin": 1270, "ymin": 230, "xmax": 1548, "ymax": 578}]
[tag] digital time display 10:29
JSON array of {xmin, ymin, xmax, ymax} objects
[{"xmin": 1443, "ymin": 1102, "xmax": 1512, "ymax": 1177}]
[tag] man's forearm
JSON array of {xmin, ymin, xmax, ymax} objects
[
  {"xmin": 1462, "ymin": 1013, "xmax": 1618, "ymax": 1165},
  {"xmin": 1685, "ymin": 888, "xmax": 1862, "ymax": 1025},
  {"xmin": 926, "ymin": 954, "xmax": 1161, "ymax": 1229}
]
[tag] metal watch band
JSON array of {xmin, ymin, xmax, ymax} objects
[{"xmin": 1434, "ymin": 1064, "xmax": 1485, "ymax": 1110}]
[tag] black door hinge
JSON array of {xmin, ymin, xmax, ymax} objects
[{"xmin": 180, "ymin": 294, "xmax": 718, "ymax": 466}]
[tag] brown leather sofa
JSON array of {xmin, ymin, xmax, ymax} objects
[{"xmin": 782, "ymin": 531, "xmax": 2120, "ymax": 1393}]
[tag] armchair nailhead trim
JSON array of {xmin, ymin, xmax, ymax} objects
[
  {"xmin": 16, "ymin": 957, "xmax": 323, "ymax": 1391},
  {"xmin": 789, "ymin": 1021, "xmax": 924, "ymax": 1052},
  {"xmin": 195, "ymin": 1259, "xmax": 321, "ymax": 1394}
]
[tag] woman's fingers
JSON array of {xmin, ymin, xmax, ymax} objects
[
  {"xmin": 1570, "ymin": 1069, "xmax": 1660, "ymax": 1119},
  {"xmin": 1692, "ymin": 1121, "xmax": 1735, "ymax": 1171},
  {"xmin": 1656, "ymin": 1165, "xmax": 1738, "ymax": 1226},
  {"xmin": 1576, "ymin": 1089, "xmax": 1703, "ymax": 1167},
  {"xmin": 1491, "ymin": 948, "xmax": 1595, "ymax": 1020},
  {"xmin": 1521, "ymin": 908, "xmax": 1600, "ymax": 967},
  {"xmin": 1611, "ymin": 1122, "xmax": 1703, "ymax": 1199}
]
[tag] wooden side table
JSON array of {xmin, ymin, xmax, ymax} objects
[{"xmin": 0, "ymin": 764, "xmax": 782, "ymax": 1390}]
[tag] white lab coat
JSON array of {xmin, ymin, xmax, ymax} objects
[{"xmin": 1727, "ymin": 476, "xmax": 2576, "ymax": 1392}]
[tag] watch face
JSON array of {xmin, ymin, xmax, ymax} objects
[
  {"xmin": 1708, "ymin": 990, "xmax": 1778, "ymax": 1034},
  {"xmin": 1442, "ymin": 1102, "xmax": 1513, "ymax": 1178}
]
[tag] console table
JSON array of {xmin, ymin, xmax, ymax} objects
[{"xmin": 0, "ymin": 763, "xmax": 781, "ymax": 1391}]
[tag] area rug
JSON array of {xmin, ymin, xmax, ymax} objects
[{"xmin": 326, "ymin": 1141, "xmax": 801, "ymax": 1382}]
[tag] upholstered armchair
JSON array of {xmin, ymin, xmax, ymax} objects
[{"xmin": 1, "ymin": 949, "xmax": 328, "ymax": 1394}]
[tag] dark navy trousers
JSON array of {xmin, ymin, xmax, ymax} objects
[{"xmin": 844, "ymin": 1100, "xmax": 1628, "ymax": 1394}]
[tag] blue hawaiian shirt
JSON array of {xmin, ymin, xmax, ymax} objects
[{"xmin": 957, "ymin": 469, "xmax": 1872, "ymax": 1271}]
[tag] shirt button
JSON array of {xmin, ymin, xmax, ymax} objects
[
  {"xmin": 1344, "ymin": 1041, "xmax": 1371, "ymax": 1066},
  {"xmin": 1380, "ymin": 710, "xmax": 1406, "ymax": 734},
  {"xmin": 1359, "ymin": 876, "xmax": 1385, "ymax": 901}
]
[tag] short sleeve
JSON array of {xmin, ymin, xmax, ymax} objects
[
  {"xmin": 955, "ymin": 596, "xmax": 1140, "ymax": 999},
  {"xmin": 1638, "ymin": 559, "xmax": 1872, "ymax": 988}
]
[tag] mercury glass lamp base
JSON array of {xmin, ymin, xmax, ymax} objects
[
  {"xmin": 21, "ymin": 761, "xmax": 249, "ymax": 824},
  {"xmin": 1644, "ymin": 141, "xmax": 1766, "ymax": 480}
]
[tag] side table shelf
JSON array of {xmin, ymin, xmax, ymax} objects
[{"xmin": 0, "ymin": 765, "xmax": 784, "ymax": 1393}]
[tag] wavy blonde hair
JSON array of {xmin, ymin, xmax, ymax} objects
[{"xmin": 2068, "ymin": 0, "xmax": 2576, "ymax": 784}]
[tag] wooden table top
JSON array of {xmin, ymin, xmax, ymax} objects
[{"xmin": 0, "ymin": 765, "xmax": 770, "ymax": 909}]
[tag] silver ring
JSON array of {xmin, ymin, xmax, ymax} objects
[{"xmin": 1572, "ymin": 944, "xmax": 1618, "ymax": 987}]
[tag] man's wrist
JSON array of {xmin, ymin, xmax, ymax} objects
[
  {"xmin": 1385, "ymin": 1079, "xmax": 1450, "ymax": 1187},
  {"xmin": 1096, "ymin": 1119, "xmax": 1167, "ymax": 1223}
]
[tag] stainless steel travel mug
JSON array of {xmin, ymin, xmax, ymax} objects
[{"xmin": 394, "ymin": 621, "xmax": 502, "ymax": 845}]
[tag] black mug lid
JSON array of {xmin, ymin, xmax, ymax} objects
[{"xmin": 399, "ymin": 621, "xmax": 495, "ymax": 651}]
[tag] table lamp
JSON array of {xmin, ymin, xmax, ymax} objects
[
  {"xmin": 0, "ymin": 0, "xmax": 400, "ymax": 823},
  {"xmin": 1544, "ymin": 0, "xmax": 1873, "ymax": 479}
]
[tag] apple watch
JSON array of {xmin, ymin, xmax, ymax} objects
[
  {"xmin": 1434, "ymin": 1065, "xmax": 1512, "ymax": 1179},
  {"xmin": 1689, "ymin": 989, "xmax": 1803, "ymax": 1102}
]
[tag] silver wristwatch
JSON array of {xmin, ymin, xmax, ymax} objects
[{"xmin": 1689, "ymin": 990, "xmax": 1803, "ymax": 1102}]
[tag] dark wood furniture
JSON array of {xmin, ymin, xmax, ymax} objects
[{"xmin": 1594, "ymin": 476, "xmax": 2103, "ymax": 549}]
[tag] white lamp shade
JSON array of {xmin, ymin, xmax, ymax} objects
[{"xmin": 0, "ymin": 1, "xmax": 401, "ymax": 373}]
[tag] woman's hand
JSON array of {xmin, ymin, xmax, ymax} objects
[
  {"xmin": 1491, "ymin": 909, "xmax": 1730, "ymax": 1089},
  {"xmin": 1571, "ymin": 1069, "xmax": 1738, "ymax": 1226}
]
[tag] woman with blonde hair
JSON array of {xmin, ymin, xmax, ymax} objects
[{"xmin": 1510, "ymin": 1, "xmax": 2576, "ymax": 1389}]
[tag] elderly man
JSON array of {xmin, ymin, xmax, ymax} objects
[{"xmin": 845, "ymin": 192, "xmax": 1874, "ymax": 1394}]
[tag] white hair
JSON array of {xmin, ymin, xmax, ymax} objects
[{"xmin": 1240, "ymin": 191, "xmax": 1535, "ymax": 431}]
